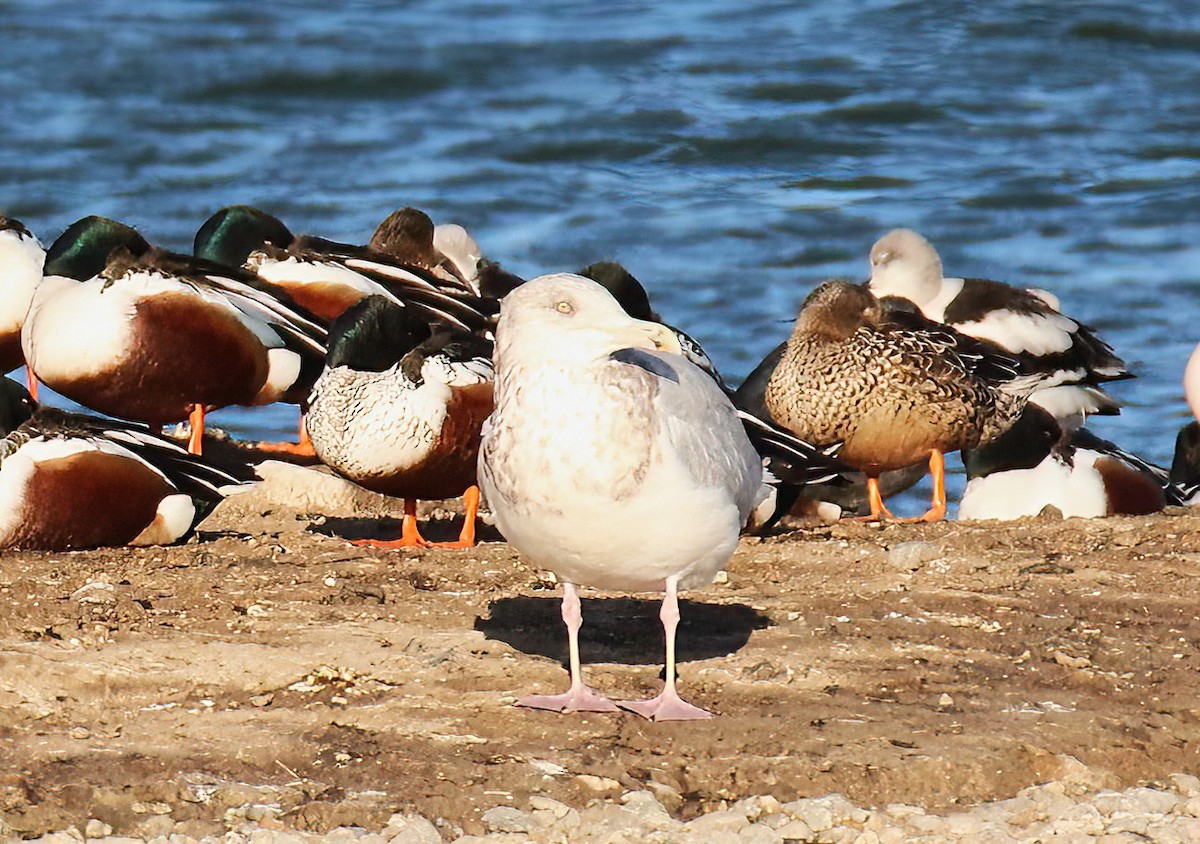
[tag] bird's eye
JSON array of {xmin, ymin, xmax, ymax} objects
[{"xmin": 555, "ymin": 300, "xmax": 574, "ymax": 315}]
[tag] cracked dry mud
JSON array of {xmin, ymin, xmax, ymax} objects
[{"xmin": 1, "ymin": 464, "xmax": 1198, "ymax": 839}]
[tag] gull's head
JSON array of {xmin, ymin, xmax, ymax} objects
[
  {"xmin": 866, "ymin": 228, "xmax": 943, "ymax": 306},
  {"xmin": 494, "ymin": 273, "xmax": 680, "ymax": 370}
]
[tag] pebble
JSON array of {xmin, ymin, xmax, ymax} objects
[
  {"xmin": 31, "ymin": 768, "xmax": 1200, "ymax": 844},
  {"xmin": 885, "ymin": 540, "xmax": 938, "ymax": 571}
]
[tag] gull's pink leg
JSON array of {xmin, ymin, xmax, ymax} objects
[
  {"xmin": 518, "ymin": 582, "xmax": 618, "ymax": 713},
  {"xmin": 617, "ymin": 576, "xmax": 714, "ymax": 721}
]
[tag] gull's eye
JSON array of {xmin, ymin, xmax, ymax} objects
[{"xmin": 555, "ymin": 300, "xmax": 575, "ymax": 315}]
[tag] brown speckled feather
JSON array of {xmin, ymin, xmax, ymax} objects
[{"xmin": 765, "ymin": 281, "xmax": 1038, "ymax": 475}]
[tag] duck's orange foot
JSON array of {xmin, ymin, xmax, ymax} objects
[
  {"xmin": 431, "ymin": 538, "xmax": 477, "ymax": 549},
  {"xmin": 254, "ymin": 440, "xmax": 318, "ymax": 457},
  {"xmin": 351, "ymin": 535, "xmax": 431, "ymax": 549},
  {"xmin": 616, "ymin": 690, "xmax": 714, "ymax": 721},
  {"xmin": 518, "ymin": 686, "xmax": 620, "ymax": 713}
]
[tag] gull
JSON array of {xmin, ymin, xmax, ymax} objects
[{"xmin": 479, "ymin": 273, "xmax": 766, "ymax": 720}]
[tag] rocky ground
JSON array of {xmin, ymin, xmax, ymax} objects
[{"xmin": 2, "ymin": 459, "xmax": 1199, "ymax": 842}]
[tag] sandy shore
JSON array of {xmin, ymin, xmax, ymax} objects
[{"xmin": 2, "ymin": 461, "xmax": 1199, "ymax": 841}]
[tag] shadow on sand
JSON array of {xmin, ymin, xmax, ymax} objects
[{"xmin": 476, "ymin": 595, "xmax": 769, "ymax": 667}]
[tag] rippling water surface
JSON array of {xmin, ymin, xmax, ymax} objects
[{"xmin": 3, "ymin": 0, "xmax": 1199, "ymax": 508}]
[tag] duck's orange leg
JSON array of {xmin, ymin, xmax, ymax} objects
[
  {"xmin": 432, "ymin": 485, "xmax": 480, "ymax": 549},
  {"xmin": 917, "ymin": 450, "xmax": 948, "ymax": 523},
  {"xmin": 255, "ymin": 413, "xmax": 318, "ymax": 457},
  {"xmin": 352, "ymin": 499, "xmax": 431, "ymax": 548},
  {"xmin": 852, "ymin": 475, "xmax": 897, "ymax": 521},
  {"xmin": 187, "ymin": 404, "xmax": 206, "ymax": 455},
  {"xmin": 25, "ymin": 366, "xmax": 38, "ymax": 402}
]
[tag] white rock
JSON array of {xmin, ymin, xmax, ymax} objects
[
  {"xmin": 886, "ymin": 541, "xmax": 938, "ymax": 571},
  {"xmin": 773, "ymin": 819, "xmax": 813, "ymax": 840},
  {"xmin": 1168, "ymin": 774, "xmax": 1200, "ymax": 797},
  {"xmin": 84, "ymin": 819, "xmax": 112, "ymax": 839},
  {"xmin": 685, "ymin": 809, "xmax": 750, "ymax": 835},
  {"xmin": 782, "ymin": 800, "xmax": 833, "ymax": 832},
  {"xmin": 730, "ymin": 795, "xmax": 783, "ymax": 822},
  {"xmin": 481, "ymin": 806, "xmax": 536, "ymax": 834},
  {"xmin": 738, "ymin": 826, "xmax": 784, "ymax": 844},
  {"xmin": 383, "ymin": 812, "xmax": 443, "ymax": 844},
  {"xmin": 621, "ymin": 790, "xmax": 677, "ymax": 829},
  {"xmin": 574, "ymin": 774, "xmax": 622, "ymax": 791}
]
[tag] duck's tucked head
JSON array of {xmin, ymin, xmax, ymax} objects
[
  {"xmin": 0, "ymin": 377, "xmax": 36, "ymax": 437},
  {"xmin": 867, "ymin": 228, "xmax": 943, "ymax": 306},
  {"xmin": 578, "ymin": 261, "xmax": 655, "ymax": 321},
  {"xmin": 327, "ymin": 294, "xmax": 431, "ymax": 373},
  {"xmin": 194, "ymin": 205, "xmax": 294, "ymax": 268},
  {"xmin": 0, "ymin": 216, "xmax": 36, "ymax": 241},
  {"xmin": 369, "ymin": 207, "xmax": 439, "ymax": 266},
  {"xmin": 495, "ymin": 273, "xmax": 679, "ymax": 369},
  {"xmin": 44, "ymin": 216, "xmax": 152, "ymax": 281},
  {"xmin": 963, "ymin": 404, "xmax": 1063, "ymax": 479},
  {"xmin": 793, "ymin": 280, "xmax": 882, "ymax": 342}
]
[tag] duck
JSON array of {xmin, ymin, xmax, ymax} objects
[
  {"xmin": 867, "ymin": 228, "xmax": 1130, "ymax": 427},
  {"xmin": 764, "ymin": 280, "xmax": 1047, "ymax": 523},
  {"xmin": 480, "ymin": 274, "xmax": 769, "ymax": 720},
  {"xmin": 576, "ymin": 261, "xmax": 848, "ymax": 527},
  {"xmin": 22, "ymin": 216, "xmax": 327, "ymax": 454},
  {"xmin": 959, "ymin": 404, "xmax": 1184, "ymax": 519},
  {"xmin": 733, "ymin": 328, "xmax": 926, "ymax": 520},
  {"xmin": 0, "ymin": 217, "xmax": 46, "ymax": 395},
  {"xmin": 0, "ymin": 377, "xmax": 243, "ymax": 549},
  {"xmin": 1170, "ymin": 420, "xmax": 1200, "ymax": 505},
  {"xmin": 195, "ymin": 205, "xmax": 494, "ymax": 332},
  {"xmin": 306, "ymin": 295, "xmax": 494, "ymax": 548}
]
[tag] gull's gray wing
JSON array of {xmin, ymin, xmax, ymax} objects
[{"xmin": 605, "ymin": 348, "xmax": 763, "ymax": 520}]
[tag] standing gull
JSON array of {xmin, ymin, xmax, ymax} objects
[{"xmin": 480, "ymin": 273, "xmax": 766, "ymax": 720}]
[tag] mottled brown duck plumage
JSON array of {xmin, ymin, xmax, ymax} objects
[{"xmin": 764, "ymin": 280, "xmax": 1044, "ymax": 520}]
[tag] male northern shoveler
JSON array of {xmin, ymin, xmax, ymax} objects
[
  {"xmin": 0, "ymin": 377, "xmax": 242, "ymax": 550},
  {"xmin": 1171, "ymin": 421, "xmax": 1200, "ymax": 505},
  {"xmin": 764, "ymin": 280, "xmax": 1047, "ymax": 523},
  {"xmin": 0, "ymin": 217, "xmax": 47, "ymax": 394},
  {"xmin": 195, "ymin": 205, "xmax": 493, "ymax": 331},
  {"xmin": 22, "ymin": 216, "xmax": 327, "ymax": 454},
  {"xmin": 959, "ymin": 405, "xmax": 1182, "ymax": 519},
  {"xmin": 480, "ymin": 274, "xmax": 769, "ymax": 721},
  {"xmin": 576, "ymin": 261, "xmax": 848, "ymax": 528},
  {"xmin": 306, "ymin": 295, "xmax": 494, "ymax": 548},
  {"xmin": 867, "ymin": 228, "xmax": 1129, "ymax": 427}
]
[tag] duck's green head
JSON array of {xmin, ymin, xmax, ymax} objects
[
  {"xmin": 193, "ymin": 205, "xmax": 294, "ymax": 268},
  {"xmin": 327, "ymin": 294, "xmax": 432, "ymax": 373},
  {"xmin": 43, "ymin": 216, "xmax": 151, "ymax": 280}
]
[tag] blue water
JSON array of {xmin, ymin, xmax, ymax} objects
[{"xmin": 3, "ymin": 1, "xmax": 1199, "ymax": 507}]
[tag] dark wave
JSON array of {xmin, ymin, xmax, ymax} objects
[
  {"xmin": 1071, "ymin": 21, "xmax": 1200, "ymax": 51},
  {"xmin": 186, "ymin": 67, "xmax": 449, "ymax": 101}
]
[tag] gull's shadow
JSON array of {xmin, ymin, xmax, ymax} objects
[
  {"xmin": 476, "ymin": 596, "xmax": 769, "ymax": 666},
  {"xmin": 310, "ymin": 515, "xmax": 504, "ymax": 545}
]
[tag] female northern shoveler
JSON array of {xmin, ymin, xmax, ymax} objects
[
  {"xmin": 0, "ymin": 378, "xmax": 242, "ymax": 550},
  {"xmin": 306, "ymin": 295, "xmax": 494, "ymax": 548},
  {"xmin": 22, "ymin": 216, "xmax": 327, "ymax": 454},
  {"xmin": 480, "ymin": 274, "xmax": 768, "ymax": 721},
  {"xmin": 959, "ymin": 405, "xmax": 1182, "ymax": 519},
  {"xmin": 764, "ymin": 280, "xmax": 1047, "ymax": 523},
  {"xmin": 867, "ymin": 228, "xmax": 1129, "ymax": 427}
]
